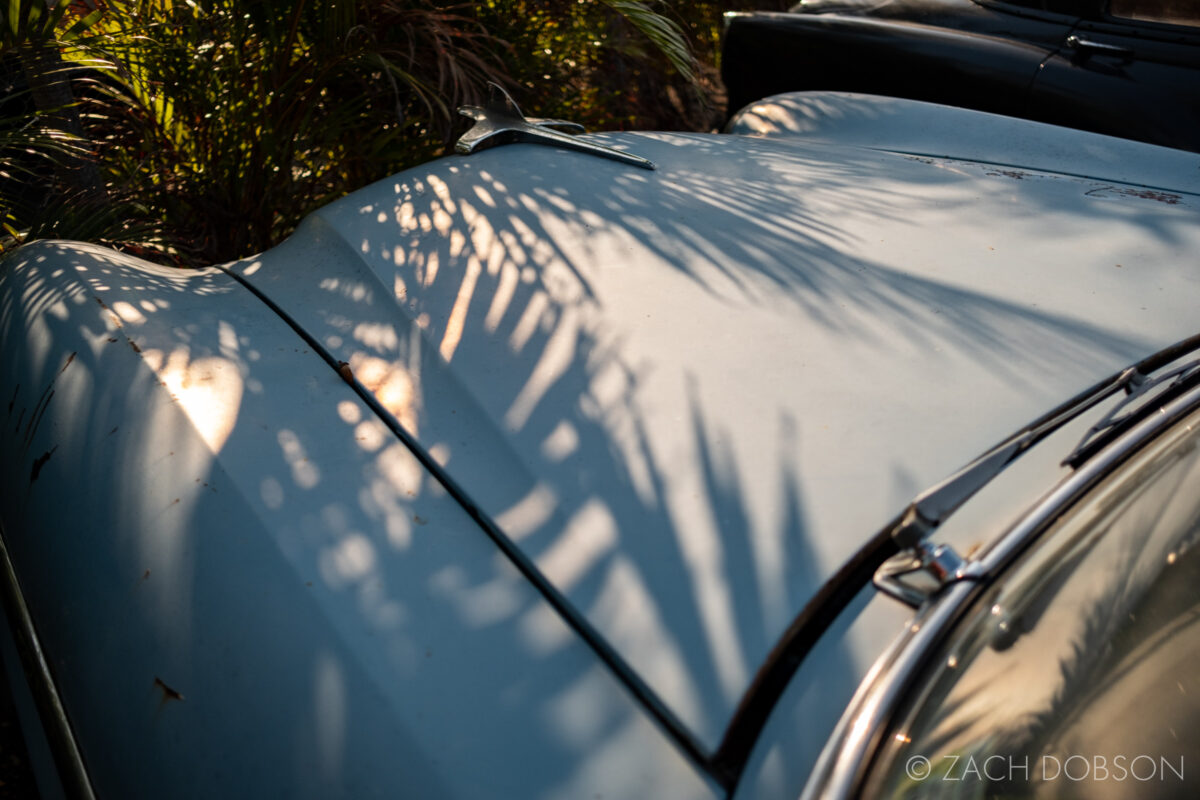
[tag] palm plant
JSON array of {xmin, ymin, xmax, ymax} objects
[
  {"xmin": 3, "ymin": 0, "xmax": 715, "ymax": 266},
  {"xmin": 2, "ymin": 0, "xmax": 108, "ymax": 250},
  {"xmin": 85, "ymin": 0, "xmax": 515, "ymax": 262}
]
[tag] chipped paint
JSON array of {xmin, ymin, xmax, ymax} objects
[
  {"xmin": 1085, "ymin": 186, "xmax": 1184, "ymax": 204},
  {"xmin": 30, "ymin": 446, "xmax": 57, "ymax": 484},
  {"xmin": 986, "ymin": 169, "xmax": 1030, "ymax": 180},
  {"xmin": 1116, "ymin": 188, "xmax": 1180, "ymax": 205},
  {"xmin": 153, "ymin": 677, "xmax": 184, "ymax": 704}
]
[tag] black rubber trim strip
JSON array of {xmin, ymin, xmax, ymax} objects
[
  {"xmin": 217, "ymin": 267, "xmax": 728, "ymax": 793},
  {"xmin": 712, "ymin": 525, "xmax": 898, "ymax": 786},
  {"xmin": 0, "ymin": 521, "xmax": 96, "ymax": 800}
]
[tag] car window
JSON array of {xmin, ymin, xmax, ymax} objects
[
  {"xmin": 1108, "ymin": 0, "xmax": 1200, "ymax": 27},
  {"xmin": 861, "ymin": 405, "xmax": 1200, "ymax": 798}
]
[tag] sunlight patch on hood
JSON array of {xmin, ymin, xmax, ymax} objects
[
  {"xmin": 505, "ymin": 306, "xmax": 579, "ymax": 430},
  {"xmin": 536, "ymin": 499, "xmax": 618, "ymax": 592},
  {"xmin": 439, "ymin": 255, "xmax": 482, "ymax": 362},
  {"xmin": 349, "ymin": 354, "xmax": 418, "ymax": 434},
  {"xmin": 149, "ymin": 346, "xmax": 244, "ymax": 453},
  {"xmin": 495, "ymin": 483, "xmax": 558, "ymax": 540}
]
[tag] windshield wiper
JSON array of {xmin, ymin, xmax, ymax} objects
[
  {"xmin": 876, "ymin": 331, "xmax": 1200, "ymax": 607},
  {"xmin": 714, "ymin": 332, "xmax": 1200, "ymax": 786},
  {"xmin": 1063, "ymin": 355, "xmax": 1200, "ymax": 468}
]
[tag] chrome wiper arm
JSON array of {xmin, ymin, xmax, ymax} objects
[
  {"xmin": 890, "ymin": 369, "xmax": 1132, "ymax": 550},
  {"xmin": 878, "ymin": 331, "xmax": 1200, "ymax": 606}
]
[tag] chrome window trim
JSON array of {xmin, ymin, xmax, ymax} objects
[{"xmin": 800, "ymin": 379, "xmax": 1200, "ymax": 800}]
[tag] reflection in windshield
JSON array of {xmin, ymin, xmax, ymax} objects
[{"xmin": 869, "ymin": 408, "xmax": 1200, "ymax": 799}]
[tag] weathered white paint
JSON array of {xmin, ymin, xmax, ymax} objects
[
  {"xmin": 0, "ymin": 242, "xmax": 714, "ymax": 799},
  {"xmin": 233, "ymin": 111, "xmax": 1200, "ymax": 748}
]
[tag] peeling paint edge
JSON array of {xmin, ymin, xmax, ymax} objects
[{"xmin": 888, "ymin": 149, "xmax": 1200, "ymax": 199}]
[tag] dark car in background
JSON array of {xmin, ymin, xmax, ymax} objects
[{"xmin": 722, "ymin": 0, "xmax": 1200, "ymax": 152}]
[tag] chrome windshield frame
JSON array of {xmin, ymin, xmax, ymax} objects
[{"xmin": 800, "ymin": 379, "xmax": 1200, "ymax": 800}]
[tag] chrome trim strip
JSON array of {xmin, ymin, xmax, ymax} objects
[
  {"xmin": 802, "ymin": 581, "xmax": 976, "ymax": 800},
  {"xmin": 801, "ymin": 380, "xmax": 1200, "ymax": 800},
  {"xmin": 0, "ymin": 523, "xmax": 96, "ymax": 800}
]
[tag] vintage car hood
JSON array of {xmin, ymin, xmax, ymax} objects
[
  {"xmin": 231, "ymin": 117, "xmax": 1200, "ymax": 749},
  {"xmin": 0, "ymin": 243, "xmax": 716, "ymax": 799}
]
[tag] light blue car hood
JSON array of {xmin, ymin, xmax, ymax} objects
[{"xmin": 233, "ymin": 111, "xmax": 1200, "ymax": 749}]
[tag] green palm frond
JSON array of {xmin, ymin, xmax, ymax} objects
[{"xmin": 599, "ymin": 0, "xmax": 697, "ymax": 86}]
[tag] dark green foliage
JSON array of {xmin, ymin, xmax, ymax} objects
[
  {"xmin": 481, "ymin": 0, "xmax": 787, "ymax": 132},
  {"xmin": 1, "ymin": 0, "xmax": 789, "ymax": 266},
  {"xmin": 65, "ymin": 0, "xmax": 513, "ymax": 261}
]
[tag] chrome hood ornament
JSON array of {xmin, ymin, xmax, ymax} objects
[{"xmin": 455, "ymin": 83, "xmax": 655, "ymax": 171}]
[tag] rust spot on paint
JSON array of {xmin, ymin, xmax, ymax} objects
[
  {"xmin": 336, "ymin": 361, "xmax": 354, "ymax": 384},
  {"xmin": 1086, "ymin": 186, "xmax": 1182, "ymax": 204},
  {"xmin": 94, "ymin": 296, "xmax": 122, "ymax": 328},
  {"xmin": 1121, "ymin": 188, "xmax": 1180, "ymax": 204},
  {"xmin": 154, "ymin": 677, "xmax": 184, "ymax": 704},
  {"xmin": 129, "ymin": 339, "xmax": 141, "ymax": 354},
  {"xmin": 987, "ymin": 169, "xmax": 1030, "ymax": 180},
  {"xmin": 142, "ymin": 570, "xmax": 151, "ymax": 580},
  {"xmin": 30, "ymin": 446, "xmax": 57, "ymax": 484}
]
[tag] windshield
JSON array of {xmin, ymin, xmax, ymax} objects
[{"xmin": 863, "ymin": 405, "xmax": 1200, "ymax": 798}]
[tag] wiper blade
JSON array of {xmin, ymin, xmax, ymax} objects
[
  {"xmin": 877, "ymin": 332, "xmax": 1200, "ymax": 606},
  {"xmin": 1063, "ymin": 356, "xmax": 1200, "ymax": 468}
]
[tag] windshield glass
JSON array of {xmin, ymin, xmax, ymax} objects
[{"xmin": 864, "ymin": 406, "xmax": 1200, "ymax": 798}]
